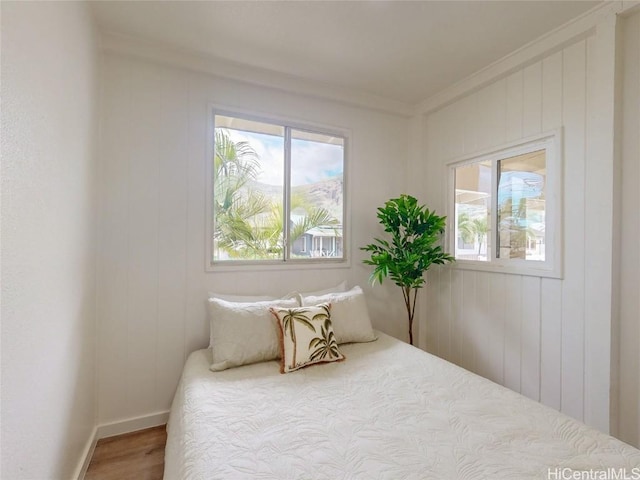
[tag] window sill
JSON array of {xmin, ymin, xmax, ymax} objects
[
  {"xmin": 450, "ymin": 260, "xmax": 562, "ymax": 279},
  {"xmin": 206, "ymin": 258, "xmax": 351, "ymax": 273}
]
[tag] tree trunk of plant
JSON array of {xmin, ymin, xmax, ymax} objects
[{"xmin": 402, "ymin": 286, "xmax": 419, "ymax": 346}]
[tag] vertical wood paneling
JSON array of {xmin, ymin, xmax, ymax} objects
[
  {"xmin": 450, "ymin": 268, "xmax": 464, "ymax": 367},
  {"xmin": 96, "ymin": 23, "xmax": 618, "ymax": 431},
  {"xmin": 584, "ymin": 20, "xmax": 618, "ymax": 432},
  {"xmin": 584, "ymin": 35, "xmax": 601, "ymax": 429},
  {"xmin": 522, "ymin": 62, "xmax": 543, "ymax": 136},
  {"xmin": 630, "ymin": 13, "xmax": 640, "ymax": 446},
  {"xmin": 435, "ymin": 103, "xmax": 456, "ymax": 206},
  {"xmin": 618, "ymin": 11, "xmax": 640, "ymax": 447},
  {"xmin": 98, "ymin": 56, "xmax": 131, "ymax": 422},
  {"xmin": 476, "ymin": 79, "xmax": 507, "ymax": 150},
  {"xmin": 423, "ymin": 111, "xmax": 444, "ymax": 353},
  {"xmin": 126, "ymin": 62, "xmax": 162, "ymax": 417},
  {"xmin": 448, "ymin": 100, "xmax": 466, "ymax": 160},
  {"xmin": 540, "ymin": 278, "xmax": 562, "ymax": 410},
  {"xmin": 537, "ymin": 49, "xmax": 563, "ymax": 409},
  {"xmin": 462, "ymin": 94, "xmax": 480, "ymax": 155},
  {"xmin": 437, "ymin": 268, "xmax": 452, "ymax": 361},
  {"xmin": 475, "ymin": 272, "xmax": 492, "ymax": 379},
  {"xmin": 520, "ymin": 66, "xmax": 543, "ymax": 421},
  {"xmin": 425, "ymin": 112, "xmax": 443, "ymax": 209},
  {"xmin": 503, "ymin": 275, "xmax": 522, "ymax": 392},
  {"xmin": 185, "ymin": 79, "xmax": 209, "ymax": 357},
  {"xmin": 155, "ymin": 69, "xmax": 189, "ymax": 410},
  {"xmin": 461, "ymin": 271, "xmax": 477, "ymax": 372},
  {"xmin": 423, "ymin": 34, "xmax": 601, "ymax": 425},
  {"xmin": 521, "ymin": 276, "xmax": 541, "ymax": 401},
  {"xmin": 424, "ymin": 269, "xmax": 439, "ymax": 352},
  {"xmin": 634, "ymin": 28, "xmax": 639, "ymax": 445},
  {"xmin": 488, "ymin": 273, "xmax": 506, "ymax": 385},
  {"xmin": 560, "ymin": 40, "xmax": 587, "ymax": 421},
  {"xmin": 542, "ymin": 52, "xmax": 563, "ymax": 131},
  {"xmin": 506, "ymin": 70, "xmax": 524, "ymax": 142},
  {"xmin": 98, "ymin": 57, "xmax": 411, "ymax": 424}
]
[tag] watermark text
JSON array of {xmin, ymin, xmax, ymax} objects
[{"xmin": 548, "ymin": 468, "xmax": 640, "ymax": 480}]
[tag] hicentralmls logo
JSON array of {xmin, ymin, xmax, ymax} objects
[{"xmin": 548, "ymin": 468, "xmax": 640, "ymax": 480}]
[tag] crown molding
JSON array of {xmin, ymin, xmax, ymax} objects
[
  {"xmin": 417, "ymin": 1, "xmax": 628, "ymax": 115},
  {"xmin": 96, "ymin": 1, "xmax": 637, "ymax": 120},
  {"xmin": 99, "ymin": 31, "xmax": 414, "ymax": 118},
  {"xmin": 621, "ymin": 1, "xmax": 640, "ymax": 16}
]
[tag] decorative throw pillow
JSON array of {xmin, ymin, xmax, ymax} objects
[
  {"xmin": 208, "ymin": 297, "xmax": 298, "ymax": 371},
  {"xmin": 301, "ymin": 286, "xmax": 377, "ymax": 345},
  {"xmin": 270, "ymin": 304, "xmax": 345, "ymax": 373}
]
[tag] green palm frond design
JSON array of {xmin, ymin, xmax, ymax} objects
[
  {"xmin": 308, "ymin": 318, "xmax": 341, "ymax": 362},
  {"xmin": 280, "ymin": 308, "xmax": 316, "ymax": 369},
  {"xmin": 311, "ymin": 303, "xmax": 331, "ymax": 323}
]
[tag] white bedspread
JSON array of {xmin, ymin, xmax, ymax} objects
[{"xmin": 164, "ymin": 332, "xmax": 640, "ymax": 479}]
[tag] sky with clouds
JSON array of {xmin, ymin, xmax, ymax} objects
[{"xmin": 225, "ymin": 128, "xmax": 343, "ymax": 187}]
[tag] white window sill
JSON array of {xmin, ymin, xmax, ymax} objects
[
  {"xmin": 206, "ymin": 258, "xmax": 351, "ymax": 273},
  {"xmin": 450, "ymin": 259, "xmax": 562, "ymax": 279}
]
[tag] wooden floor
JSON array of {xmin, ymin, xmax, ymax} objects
[{"xmin": 85, "ymin": 425, "xmax": 167, "ymax": 480}]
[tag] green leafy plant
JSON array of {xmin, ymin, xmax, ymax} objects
[{"xmin": 361, "ymin": 194, "xmax": 454, "ymax": 345}]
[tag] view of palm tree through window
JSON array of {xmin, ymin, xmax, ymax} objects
[
  {"xmin": 497, "ymin": 150, "xmax": 546, "ymax": 261},
  {"xmin": 212, "ymin": 114, "xmax": 344, "ymax": 262},
  {"xmin": 454, "ymin": 150, "xmax": 546, "ymax": 262},
  {"xmin": 455, "ymin": 161, "xmax": 492, "ymax": 261}
]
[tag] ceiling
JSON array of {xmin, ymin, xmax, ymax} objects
[{"xmin": 91, "ymin": 1, "xmax": 600, "ymax": 105}]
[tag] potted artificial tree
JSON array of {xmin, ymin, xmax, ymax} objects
[{"xmin": 361, "ymin": 194, "xmax": 454, "ymax": 346}]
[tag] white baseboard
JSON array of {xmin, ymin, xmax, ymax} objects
[
  {"xmin": 96, "ymin": 410, "xmax": 170, "ymax": 439},
  {"xmin": 73, "ymin": 411, "xmax": 170, "ymax": 479},
  {"xmin": 73, "ymin": 426, "xmax": 98, "ymax": 480}
]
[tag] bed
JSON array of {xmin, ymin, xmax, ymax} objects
[{"xmin": 164, "ymin": 330, "xmax": 640, "ymax": 479}]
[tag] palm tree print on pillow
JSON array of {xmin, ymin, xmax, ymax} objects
[
  {"xmin": 309, "ymin": 317, "xmax": 341, "ymax": 362},
  {"xmin": 279, "ymin": 307, "xmax": 315, "ymax": 369},
  {"xmin": 271, "ymin": 303, "xmax": 345, "ymax": 373}
]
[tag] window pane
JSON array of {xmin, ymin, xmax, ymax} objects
[
  {"xmin": 454, "ymin": 161, "xmax": 491, "ymax": 261},
  {"xmin": 290, "ymin": 130, "xmax": 344, "ymax": 259},
  {"xmin": 497, "ymin": 149, "xmax": 546, "ymax": 261},
  {"xmin": 213, "ymin": 115, "xmax": 284, "ymax": 261}
]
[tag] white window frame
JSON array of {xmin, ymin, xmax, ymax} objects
[
  {"xmin": 447, "ymin": 129, "xmax": 563, "ymax": 278},
  {"xmin": 206, "ymin": 107, "xmax": 350, "ymax": 272}
]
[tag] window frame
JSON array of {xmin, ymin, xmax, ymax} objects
[
  {"xmin": 206, "ymin": 107, "xmax": 350, "ymax": 271},
  {"xmin": 446, "ymin": 129, "xmax": 563, "ymax": 278}
]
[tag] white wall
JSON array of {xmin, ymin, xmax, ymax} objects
[
  {"xmin": 414, "ymin": 23, "xmax": 619, "ymax": 433},
  {"xmin": 617, "ymin": 9, "xmax": 640, "ymax": 448},
  {"xmin": 1, "ymin": 2, "xmax": 98, "ymax": 478},
  {"xmin": 96, "ymin": 52, "xmax": 408, "ymax": 426}
]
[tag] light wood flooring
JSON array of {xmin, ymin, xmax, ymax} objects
[{"xmin": 85, "ymin": 425, "xmax": 167, "ymax": 480}]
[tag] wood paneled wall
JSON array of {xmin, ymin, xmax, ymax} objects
[
  {"xmin": 416, "ymin": 33, "xmax": 613, "ymax": 428},
  {"xmin": 97, "ymin": 53, "xmax": 409, "ymax": 426},
  {"xmin": 618, "ymin": 10, "xmax": 640, "ymax": 448}
]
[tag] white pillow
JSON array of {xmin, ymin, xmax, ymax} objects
[
  {"xmin": 208, "ymin": 292, "xmax": 277, "ymax": 302},
  {"xmin": 298, "ymin": 281, "xmax": 348, "ymax": 298},
  {"xmin": 301, "ymin": 286, "xmax": 377, "ymax": 344},
  {"xmin": 208, "ymin": 297, "xmax": 298, "ymax": 371}
]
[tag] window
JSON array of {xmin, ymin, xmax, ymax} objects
[
  {"xmin": 449, "ymin": 131, "xmax": 562, "ymax": 277},
  {"xmin": 208, "ymin": 112, "xmax": 346, "ymax": 267}
]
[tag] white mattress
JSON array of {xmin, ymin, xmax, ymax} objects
[{"xmin": 164, "ymin": 332, "xmax": 640, "ymax": 479}]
